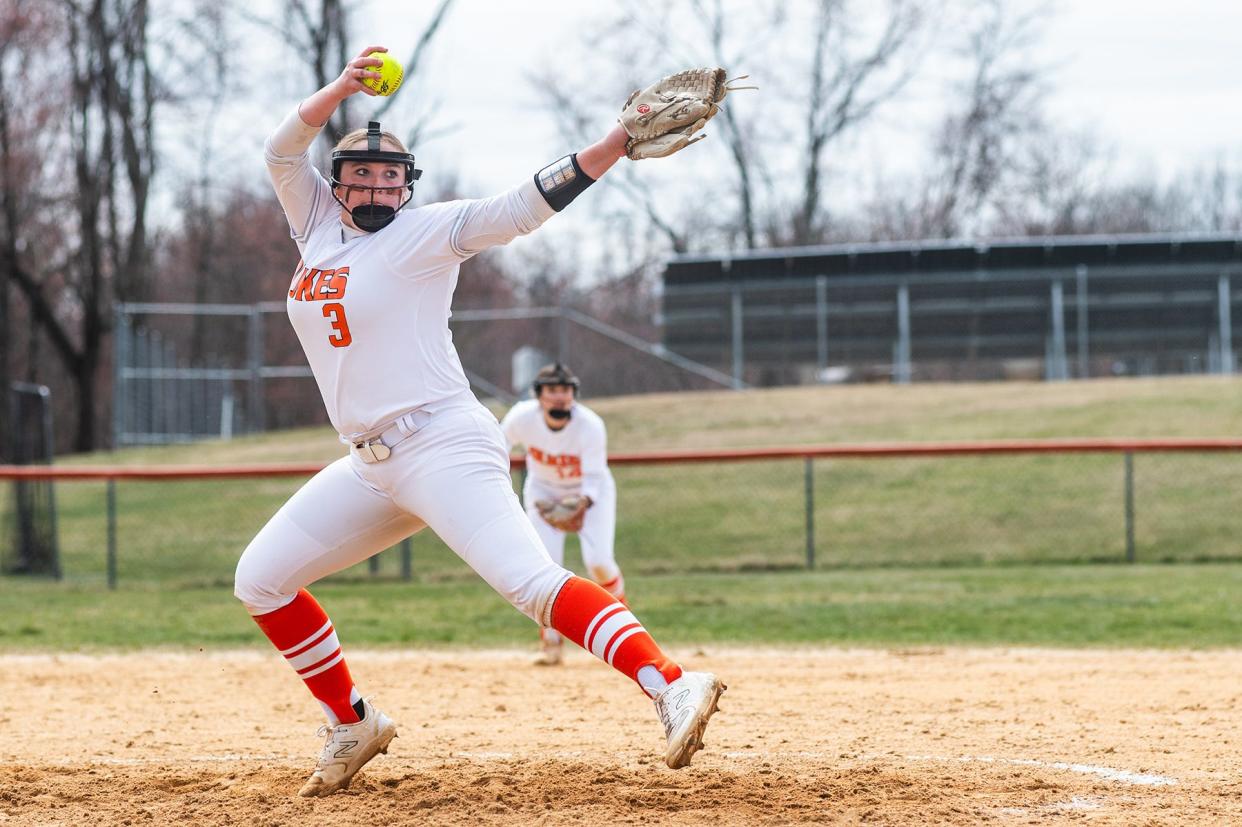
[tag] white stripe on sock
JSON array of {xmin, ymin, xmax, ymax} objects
[
  {"xmin": 604, "ymin": 625, "xmax": 645, "ymax": 665},
  {"xmin": 589, "ymin": 610, "xmax": 639, "ymax": 660},
  {"xmin": 298, "ymin": 650, "xmax": 344, "ymax": 679},
  {"xmin": 278, "ymin": 619, "xmax": 333, "ymax": 656},
  {"xmin": 583, "ymin": 604, "xmax": 625, "ymax": 653},
  {"xmin": 286, "ymin": 631, "xmax": 341, "ymax": 672}
]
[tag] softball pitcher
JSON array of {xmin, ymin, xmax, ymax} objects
[
  {"xmin": 501, "ymin": 363, "xmax": 624, "ymax": 666},
  {"xmin": 233, "ymin": 47, "xmax": 743, "ymax": 797}
]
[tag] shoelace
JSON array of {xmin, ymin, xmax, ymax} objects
[
  {"xmin": 314, "ymin": 723, "xmax": 341, "ymax": 764},
  {"xmin": 312, "ymin": 698, "xmax": 375, "ymax": 764},
  {"xmin": 655, "ymin": 693, "xmax": 687, "ymax": 738}
]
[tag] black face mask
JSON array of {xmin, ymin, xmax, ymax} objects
[
  {"xmin": 349, "ymin": 201, "xmax": 398, "ymax": 232},
  {"xmin": 330, "ymin": 120, "xmax": 422, "ymax": 233},
  {"xmin": 547, "ymin": 408, "xmax": 572, "ymax": 421}
]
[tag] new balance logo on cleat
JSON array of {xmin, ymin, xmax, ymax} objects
[
  {"xmin": 653, "ymin": 671, "xmax": 726, "ymax": 769},
  {"xmin": 657, "ymin": 689, "xmax": 694, "ymax": 732},
  {"xmin": 299, "ymin": 698, "xmax": 397, "ymax": 797}
]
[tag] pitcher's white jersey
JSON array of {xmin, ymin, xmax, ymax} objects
[
  {"xmin": 500, "ymin": 399, "xmax": 612, "ymax": 503},
  {"xmin": 265, "ymin": 108, "xmax": 556, "ymax": 438}
]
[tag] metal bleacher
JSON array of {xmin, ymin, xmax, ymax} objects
[{"xmin": 660, "ymin": 234, "xmax": 1242, "ymax": 385}]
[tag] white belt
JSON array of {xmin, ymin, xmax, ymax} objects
[{"xmin": 344, "ymin": 409, "xmax": 432, "ymax": 464}]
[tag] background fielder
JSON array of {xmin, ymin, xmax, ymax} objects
[{"xmin": 501, "ymin": 363, "xmax": 624, "ymax": 666}]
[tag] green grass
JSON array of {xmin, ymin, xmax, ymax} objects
[
  {"xmin": 5, "ymin": 376, "xmax": 1242, "ymax": 649},
  {"xmin": 2, "ymin": 564, "xmax": 1239, "ymax": 650},
  {"xmin": 33, "ymin": 448, "xmax": 1239, "ymax": 588}
]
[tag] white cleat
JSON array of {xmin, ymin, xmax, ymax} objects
[
  {"xmin": 534, "ymin": 628, "xmax": 564, "ymax": 666},
  {"xmin": 533, "ymin": 639, "xmax": 564, "ymax": 666},
  {"xmin": 654, "ymin": 671, "xmax": 725, "ymax": 769},
  {"xmin": 298, "ymin": 698, "xmax": 397, "ymax": 797}
]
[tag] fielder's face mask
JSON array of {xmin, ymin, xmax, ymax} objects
[
  {"xmin": 534, "ymin": 363, "xmax": 580, "ymax": 421},
  {"xmin": 330, "ymin": 121, "xmax": 422, "ymax": 232}
]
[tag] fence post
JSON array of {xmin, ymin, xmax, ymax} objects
[
  {"xmin": 1075, "ymin": 265, "xmax": 1089, "ymax": 378},
  {"xmin": 106, "ymin": 478, "xmax": 118, "ymax": 589},
  {"xmin": 1218, "ymin": 274, "xmax": 1234, "ymax": 374},
  {"xmin": 731, "ymin": 285, "xmax": 744, "ymax": 389},
  {"xmin": 1049, "ymin": 280, "xmax": 1068, "ymax": 380},
  {"xmin": 815, "ymin": 275, "xmax": 829, "ymax": 375},
  {"xmin": 894, "ymin": 283, "xmax": 911, "ymax": 384},
  {"xmin": 247, "ymin": 306, "xmax": 266, "ymax": 434},
  {"xmin": 1124, "ymin": 452, "xmax": 1135, "ymax": 563},
  {"xmin": 112, "ymin": 305, "xmax": 127, "ymax": 448},
  {"xmin": 400, "ymin": 537, "xmax": 412, "ymax": 581},
  {"xmin": 804, "ymin": 457, "xmax": 815, "ymax": 569}
]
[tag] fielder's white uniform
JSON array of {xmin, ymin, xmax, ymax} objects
[
  {"xmin": 234, "ymin": 108, "xmax": 571, "ymax": 625},
  {"xmin": 500, "ymin": 399, "xmax": 620, "ymax": 587}
]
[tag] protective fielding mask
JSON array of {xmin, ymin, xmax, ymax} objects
[{"xmin": 330, "ymin": 120, "xmax": 422, "ymax": 233}]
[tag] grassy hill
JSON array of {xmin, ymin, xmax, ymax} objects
[
  {"xmin": 67, "ymin": 375, "xmax": 1242, "ymax": 464},
  {"xmin": 3, "ymin": 376, "xmax": 1241, "ymax": 650}
]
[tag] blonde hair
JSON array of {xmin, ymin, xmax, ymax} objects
[{"xmin": 334, "ymin": 128, "xmax": 408, "ymax": 154}]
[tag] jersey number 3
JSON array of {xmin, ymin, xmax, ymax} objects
[{"xmin": 322, "ymin": 303, "xmax": 352, "ymax": 347}]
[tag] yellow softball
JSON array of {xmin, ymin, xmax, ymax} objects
[{"xmin": 362, "ymin": 51, "xmax": 403, "ymax": 97}]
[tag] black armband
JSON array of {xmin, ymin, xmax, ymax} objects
[{"xmin": 534, "ymin": 154, "xmax": 596, "ymax": 212}]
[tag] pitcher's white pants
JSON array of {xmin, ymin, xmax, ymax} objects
[
  {"xmin": 523, "ymin": 475, "xmax": 619, "ymax": 586},
  {"xmin": 235, "ymin": 404, "xmax": 571, "ymax": 623}
]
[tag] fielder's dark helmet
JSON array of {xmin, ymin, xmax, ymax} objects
[
  {"xmin": 532, "ymin": 362, "xmax": 580, "ymax": 396},
  {"xmin": 330, "ymin": 120, "xmax": 422, "ymax": 232}
]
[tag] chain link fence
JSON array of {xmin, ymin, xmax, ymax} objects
[
  {"xmin": 112, "ymin": 303, "xmax": 735, "ymax": 447},
  {"xmin": 4, "ymin": 445, "xmax": 1240, "ymax": 589}
]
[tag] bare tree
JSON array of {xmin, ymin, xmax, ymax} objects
[
  {"xmin": 915, "ymin": 0, "xmax": 1049, "ymax": 238},
  {"xmin": 530, "ymin": 1, "xmax": 784, "ymax": 252},
  {"xmin": 991, "ymin": 129, "xmax": 1106, "ymax": 235},
  {"xmin": 1178, "ymin": 162, "xmax": 1242, "ymax": 233},
  {"xmin": 0, "ymin": 1, "xmax": 58, "ymax": 456},
  {"xmin": 263, "ymin": 0, "xmax": 455, "ymax": 147},
  {"xmin": 164, "ymin": 0, "xmax": 237, "ymax": 364},
  {"xmin": 790, "ymin": 0, "xmax": 928, "ymax": 244},
  {"xmin": 0, "ymin": 0, "xmax": 161, "ymax": 452},
  {"xmin": 529, "ymin": 0, "xmax": 934, "ymax": 253}
]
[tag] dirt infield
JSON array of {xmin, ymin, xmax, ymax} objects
[{"xmin": 1, "ymin": 647, "xmax": 1239, "ymax": 825}]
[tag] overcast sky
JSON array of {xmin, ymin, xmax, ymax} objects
[
  {"xmin": 348, "ymin": 1, "xmax": 1241, "ymax": 185},
  {"xmin": 193, "ymin": 1, "xmax": 1242, "ymax": 251},
  {"xmin": 1040, "ymin": 0, "xmax": 1241, "ymax": 178}
]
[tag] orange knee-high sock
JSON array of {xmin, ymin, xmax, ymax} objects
[
  {"xmin": 252, "ymin": 589, "xmax": 361, "ymax": 724},
  {"xmin": 549, "ymin": 576, "xmax": 681, "ymax": 696}
]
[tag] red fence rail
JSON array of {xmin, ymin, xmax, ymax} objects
[
  {"xmin": 3, "ymin": 438, "xmax": 1242, "ymax": 480},
  {"xmin": 5, "ymin": 437, "xmax": 1241, "ymax": 587}
]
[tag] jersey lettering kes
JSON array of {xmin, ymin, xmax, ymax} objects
[
  {"xmin": 288, "ymin": 264, "xmax": 352, "ymax": 347},
  {"xmin": 265, "ymin": 107, "xmax": 555, "ymax": 438}
]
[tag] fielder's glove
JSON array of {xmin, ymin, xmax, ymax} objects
[
  {"xmin": 535, "ymin": 495, "xmax": 590, "ymax": 533},
  {"xmin": 619, "ymin": 68, "xmax": 756, "ymax": 160}
]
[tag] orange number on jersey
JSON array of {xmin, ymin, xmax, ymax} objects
[{"xmin": 322, "ymin": 303, "xmax": 352, "ymax": 347}]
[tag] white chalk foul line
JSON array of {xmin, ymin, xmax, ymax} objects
[
  {"xmin": 903, "ymin": 754, "xmax": 1177, "ymax": 786},
  {"xmin": 45, "ymin": 750, "xmax": 1177, "ymax": 788}
]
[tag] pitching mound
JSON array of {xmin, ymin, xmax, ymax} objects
[{"xmin": 2, "ymin": 647, "xmax": 1238, "ymax": 825}]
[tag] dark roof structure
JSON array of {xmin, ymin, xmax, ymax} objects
[{"xmin": 661, "ymin": 234, "xmax": 1242, "ymax": 385}]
